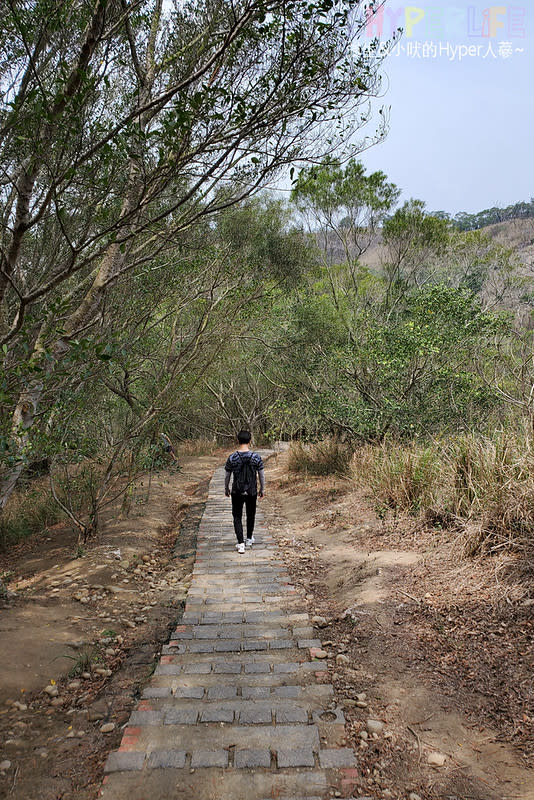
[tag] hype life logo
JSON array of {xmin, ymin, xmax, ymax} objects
[{"xmin": 363, "ymin": 5, "xmax": 527, "ymax": 61}]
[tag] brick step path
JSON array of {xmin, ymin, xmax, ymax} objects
[{"xmin": 100, "ymin": 460, "xmax": 357, "ymax": 800}]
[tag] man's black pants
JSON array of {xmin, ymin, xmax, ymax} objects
[{"xmin": 231, "ymin": 493, "xmax": 257, "ymax": 543}]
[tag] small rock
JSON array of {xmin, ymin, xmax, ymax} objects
[
  {"xmin": 94, "ymin": 668, "xmax": 112, "ymax": 677},
  {"xmin": 13, "ymin": 701, "xmax": 27, "ymax": 711},
  {"xmin": 336, "ymin": 654, "xmax": 350, "ymax": 666},
  {"xmin": 87, "ymin": 701, "xmax": 107, "ymax": 721},
  {"xmin": 313, "ymin": 649, "xmax": 328, "ymax": 659},
  {"xmin": 312, "ymin": 615, "xmax": 328, "ymax": 627},
  {"xmin": 0, "ymin": 760, "xmax": 12, "ymax": 771},
  {"xmin": 44, "ymin": 685, "xmax": 59, "ymax": 697},
  {"xmin": 81, "ymin": 672, "xmax": 91, "ymax": 680},
  {"xmin": 50, "ymin": 697, "xmax": 64, "ymax": 707},
  {"xmin": 68, "ymin": 681, "xmax": 81, "ymax": 690},
  {"xmin": 100, "ymin": 722, "xmax": 115, "ymax": 733},
  {"xmin": 408, "ymin": 794, "xmax": 423, "ymax": 800},
  {"xmin": 356, "ymin": 701, "xmax": 368, "ymax": 708},
  {"xmin": 427, "ymin": 751, "xmax": 446, "ymax": 767},
  {"xmin": 356, "ymin": 692, "xmax": 367, "ymax": 701},
  {"xmin": 366, "ymin": 719, "xmax": 385, "ymax": 734},
  {"xmin": 359, "ymin": 730, "xmax": 368, "ymax": 740},
  {"xmin": 5, "ymin": 739, "xmax": 24, "ymax": 748}
]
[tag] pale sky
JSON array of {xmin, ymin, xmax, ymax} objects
[{"xmin": 357, "ymin": 1, "xmax": 533, "ymax": 215}]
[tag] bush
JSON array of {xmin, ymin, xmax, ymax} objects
[{"xmin": 288, "ymin": 439, "xmax": 353, "ymax": 477}]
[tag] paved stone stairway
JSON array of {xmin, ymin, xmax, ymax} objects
[{"xmin": 100, "ymin": 463, "xmax": 357, "ymax": 800}]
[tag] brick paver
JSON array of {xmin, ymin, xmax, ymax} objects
[{"xmin": 100, "ymin": 457, "xmax": 357, "ymax": 799}]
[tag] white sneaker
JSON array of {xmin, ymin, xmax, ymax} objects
[
  {"xmin": 236, "ymin": 542, "xmax": 245, "ymax": 554},
  {"xmin": 245, "ymin": 536, "xmax": 255, "ymax": 547}
]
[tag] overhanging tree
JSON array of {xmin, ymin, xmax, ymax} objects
[{"xmin": 0, "ymin": 0, "xmax": 390, "ymax": 508}]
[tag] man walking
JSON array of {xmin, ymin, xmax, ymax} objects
[{"xmin": 225, "ymin": 430, "xmax": 265, "ymax": 554}]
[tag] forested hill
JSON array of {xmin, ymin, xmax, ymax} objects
[{"xmin": 434, "ymin": 198, "xmax": 534, "ymax": 231}]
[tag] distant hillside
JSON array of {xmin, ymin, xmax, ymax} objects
[
  {"xmin": 434, "ymin": 199, "xmax": 534, "ymax": 232},
  {"xmin": 358, "ymin": 216, "xmax": 534, "ymax": 272}
]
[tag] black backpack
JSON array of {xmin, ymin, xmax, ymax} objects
[{"xmin": 233, "ymin": 453, "xmax": 256, "ymax": 495}]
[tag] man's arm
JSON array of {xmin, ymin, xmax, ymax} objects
[
  {"xmin": 225, "ymin": 468, "xmax": 232, "ymax": 497},
  {"xmin": 258, "ymin": 468, "xmax": 265, "ymax": 498}
]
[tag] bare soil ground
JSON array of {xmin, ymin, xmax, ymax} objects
[
  {"xmin": 264, "ymin": 451, "xmax": 534, "ymax": 800},
  {"xmin": 0, "ymin": 448, "xmax": 532, "ymax": 800}
]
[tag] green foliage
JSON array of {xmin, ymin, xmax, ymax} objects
[
  {"xmin": 283, "ymin": 282, "xmax": 506, "ymax": 441},
  {"xmin": 292, "ymin": 159, "xmax": 400, "ymax": 220}
]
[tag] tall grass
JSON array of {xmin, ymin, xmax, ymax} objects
[
  {"xmin": 0, "ymin": 481, "xmax": 62, "ymax": 549},
  {"xmin": 176, "ymin": 437, "xmax": 219, "ymax": 457},
  {"xmin": 288, "ymin": 440, "xmax": 353, "ymax": 477},
  {"xmin": 352, "ymin": 429, "xmax": 534, "ymax": 556},
  {"xmin": 352, "ymin": 441, "xmax": 440, "ymax": 515}
]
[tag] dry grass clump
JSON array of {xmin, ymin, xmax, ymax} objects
[
  {"xmin": 176, "ymin": 437, "xmax": 218, "ymax": 457},
  {"xmin": 287, "ymin": 439, "xmax": 353, "ymax": 477},
  {"xmin": 352, "ymin": 430, "xmax": 534, "ymax": 559},
  {"xmin": 352, "ymin": 441, "xmax": 440, "ymax": 515},
  {"xmin": 0, "ymin": 480, "xmax": 61, "ymax": 548}
]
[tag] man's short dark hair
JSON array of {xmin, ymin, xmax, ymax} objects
[{"xmin": 237, "ymin": 430, "xmax": 252, "ymax": 444}]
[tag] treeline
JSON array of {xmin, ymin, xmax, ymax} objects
[{"xmin": 435, "ymin": 199, "xmax": 534, "ymax": 231}]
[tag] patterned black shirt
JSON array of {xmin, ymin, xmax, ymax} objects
[{"xmin": 224, "ymin": 451, "xmax": 265, "ymax": 495}]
